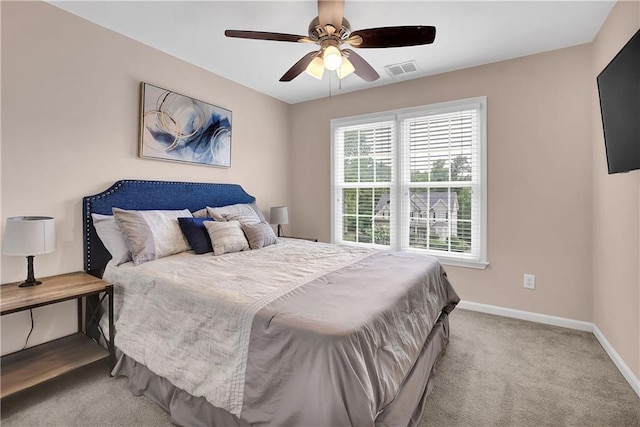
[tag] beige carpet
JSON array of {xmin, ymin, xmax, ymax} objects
[
  {"xmin": 420, "ymin": 310, "xmax": 639, "ymax": 426},
  {"xmin": 2, "ymin": 309, "xmax": 638, "ymax": 426}
]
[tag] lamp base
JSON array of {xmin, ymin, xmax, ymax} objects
[
  {"xmin": 18, "ymin": 255, "xmax": 42, "ymax": 287},
  {"xmin": 18, "ymin": 279, "xmax": 42, "ymax": 288}
]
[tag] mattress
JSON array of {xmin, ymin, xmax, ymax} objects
[{"xmin": 104, "ymin": 238, "xmax": 459, "ymax": 426}]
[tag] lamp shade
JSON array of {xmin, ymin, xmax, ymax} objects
[
  {"xmin": 3, "ymin": 216, "xmax": 56, "ymax": 256},
  {"xmin": 337, "ymin": 57, "xmax": 355, "ymax": 79},
  {"xmin": 305, "ymin": 56, "xmax": 325, "ymax": 80},
  {"xmin": 269, "ymin": 207, "xmax": 289, "ymax": 225},
  {"xmin": 323, "ymin": 45, "xmax": 343, "ymax": 71}
]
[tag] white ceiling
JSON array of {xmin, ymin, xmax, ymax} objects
[{"xmin": 49, "ymin": 1, "xmax": 615, "ymax": 104}]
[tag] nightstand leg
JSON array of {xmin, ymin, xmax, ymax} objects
[
  {"xmin": 77, "ymin": 297, "xmax": 83, "ymax": 333},
  {"xmin": 108, "ymin": 285, "xmax": 115, "ymax": 374}
]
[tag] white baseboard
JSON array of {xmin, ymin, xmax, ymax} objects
[
  {"xmin": 457, "ymin": 300, "xmax": 639, "ymax": 399},
  {"xmin": 593, "ymin": 324, "xmax": 640, "ymax": 399},
  {"xmin": 457, "ymin": 301, "xmax": 593, "ymax": 331}
]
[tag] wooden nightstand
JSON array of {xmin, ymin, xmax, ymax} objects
[{"xmin": 0, "ymin": 272, "xmax": 114, "ymax": 399}]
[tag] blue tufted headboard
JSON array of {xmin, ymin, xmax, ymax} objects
[{"xmin": 83, "ymin": 180, "xmax": 256, "ymax": 276}]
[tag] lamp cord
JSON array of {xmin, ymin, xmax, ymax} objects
[{"xmin": 21, "ymin": 309, "xmax": 34, "ymax": 351}]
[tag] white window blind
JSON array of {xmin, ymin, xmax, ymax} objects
[
  {"xmin": 333, "ymin": 120, "xmax": 396, "ymax": 246},
  {"xmin": 331, "ymin": 97, "xmax": 487, "ymax": 269}
]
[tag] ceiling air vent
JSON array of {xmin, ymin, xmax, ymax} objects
[{"xmin": 384, "ymin": 60, "xmax": 419, "ymax": 79}]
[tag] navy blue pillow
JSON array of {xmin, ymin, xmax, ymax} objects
[{"xmin": 178, "ymin": 217, "xmax": 214, "ymax": 254}]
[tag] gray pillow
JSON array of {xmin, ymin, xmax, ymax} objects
[
  {"xmin": 221, "ymin": 211, "xmax": 261, "ymax": 225},
  {"xmin": 204, "ymin": 220, "xmax": 250, "ymax": 256},
  {"xmin": 112, "ymin": 208, "xmax": 192, "ymax": 265},
  {"xmin": 242, "ymin": 222, "xmax": 277, "ymax": 250},
  {"xmin": 206, "ymin": 203, "xmax": 264, "ymax": 223},
  {"xmin": 191, "ymin": 208, "xmax": 209, "ymax": 218}
]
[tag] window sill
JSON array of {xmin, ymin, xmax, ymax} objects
[
  {"xmin": 402, "ymin": 248, "xmax": 489, "ymax": 269},
  {"xmin": 336, "ymin": 241, "xmax": 489, "ymax": 270},
  {"xmin": 437, "ymin": 257, "xmax": 489, "ymax": 270}
]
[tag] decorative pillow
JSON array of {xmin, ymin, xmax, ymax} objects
[
  {"xmin": 241, "ymin": 222, "xmax": 277, "ymax": 250},
  {"xmin": 206, "ymin": 203, "xmax": 265, "ymax": 223},
  {"xmin": 221, "ymin": 211, "xmax": 261, "ymax": 225},
  {"xmin": 91, "ymin": 213, "xmax": 132, "ymax": 265},
  {"xmin": 112, "ymin": 208, "xmax": 192, "ymax": 265},
  {"xmin": 178, "ymin": 217, "xmax": 214, "ymax": 254},
  {"xmin": 204, "ymin": 221, "xmax": 249, "ymax": 256},
  {"xmin": 191, "ymin": 208, "xmax": 209, "ymax": 218}
]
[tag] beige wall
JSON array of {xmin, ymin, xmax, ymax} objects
[
  {"xmin": 291, "ymin": 45, "xmax": 594, "ymax": 322},
  {"xmin": 591, "ymin": 0, "xmax": 640, "ymax": 379},
  {"xmin": 0, "ymin": 1, "xmax": 291, "ymax": 354}
]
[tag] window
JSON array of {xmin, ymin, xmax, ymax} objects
[{"xmin": 331, "ymin": 97, "xmax": 487, "ymax": 269}]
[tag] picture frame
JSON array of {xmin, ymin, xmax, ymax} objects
[{"xmin": 139, "ymin": 82, "xmax": 232, "ymax": 168}]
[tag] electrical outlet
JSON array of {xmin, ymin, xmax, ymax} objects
[{"xmin": 524, "ymin": 274, "xmax": 535, "ymax": 289}]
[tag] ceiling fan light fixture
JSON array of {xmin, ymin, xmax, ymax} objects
[
  {"xmin": 323, "ymin": 45, "xmax": 343, "ymax": 70},
  {"xmin": 337, "ymin": 57, "xmax": 355, "ymax": 79},
  {"xmin": 225, "ymin": 0, "xmax": 436, "ymax": 84},
  {"xmin": 306, "ymin": 56, "xmax": 325, "ymax": 80}
]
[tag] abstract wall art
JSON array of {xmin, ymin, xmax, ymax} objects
[{"xmin": 139, "ymin": 83, "xmax": 232, "ymax": 167}]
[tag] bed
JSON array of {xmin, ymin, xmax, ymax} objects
[{"xmin": 83, "ymin": 179, "xmax": 459, "ymax": 427}]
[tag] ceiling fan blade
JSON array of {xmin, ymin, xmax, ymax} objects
[
  {"xmin": 318, "ymin": 0, "xmax": 345, "ymax": 29},
  {"xmin": 342, "ymin": 49, "xmax": 380, "ymax": 82},
  {"xmin": 280, "ymin": 51, "xmax": 320, "ymax": 82},
  {"xmin": 225, "ymin": 30, "xmax": 311, "ymax": 43},
  {"xmin": 349, "ymin": 26, "xmax": 436, "ymax": 48}
]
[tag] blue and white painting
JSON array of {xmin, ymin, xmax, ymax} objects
[{"xmin": 140, "ymin": 83, "xmax": 232, "ymax": 167}]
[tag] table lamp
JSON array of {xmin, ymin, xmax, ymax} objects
[
  {"xmin": 269, "ymin": 206, "xmax": 289, "ymax": 237},
  {"xmin": 2, "ymin": 216, "xmax": 56, "ymax": 287}
]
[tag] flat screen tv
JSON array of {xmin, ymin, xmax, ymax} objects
[{"xmin": 597, "ymin": 28, "xmax": 640, "ymax": 174}]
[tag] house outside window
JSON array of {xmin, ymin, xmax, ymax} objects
[{"xmin": 331, "ymin": 97, "xmax": 488, "ymax": 269}]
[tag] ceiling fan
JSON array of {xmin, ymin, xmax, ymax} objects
[{"xmin": 225, "ymin": 0, "xmax": 436, "ymax": 82}]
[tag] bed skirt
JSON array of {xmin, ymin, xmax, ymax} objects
[{"xmin": 112, "ymin": 312, "xmax": 450, "ymax": 427}]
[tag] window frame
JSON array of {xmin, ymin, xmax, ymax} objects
[{"xmin": 331, "ymin": 97, "xmax": 488, "ymax": 269}]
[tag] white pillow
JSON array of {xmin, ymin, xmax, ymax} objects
[
  {"xmin": 204, "ymin": 220, "xmax": 249, "ymax": 256},
  {"xmin": 206, "ymin": 203, "xmax": 265, "ymax": 223},
  {"xmin": 112, "ymin": 208, "xmax": 192, "ymax": 265},
  {"xmin": 91, "ymin": 213, "xmax": 132, "ymax": 265}
]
